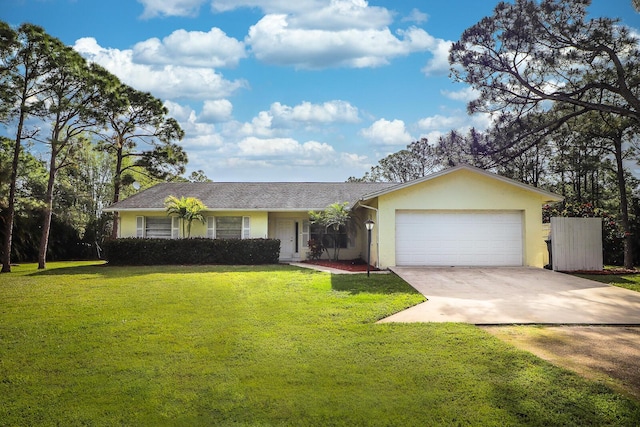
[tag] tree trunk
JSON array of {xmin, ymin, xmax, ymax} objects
[
  {"xmin": 1, "ymin": 110, "xmax": 27, "ymax": 273},
  {"xmin": 110, "ymin": 144, "xmax": 124, "ymax": 239},
  {"xmin": 38, "ymin": 148, "xmax": 57, "ymax": 270},
  {"xmin": 613, "ymin": 137, "xmax": 634, "ymax": 269}
]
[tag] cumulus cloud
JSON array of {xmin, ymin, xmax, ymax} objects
[
  {"xmin": 230, "ymin": 111, "xmax": 276, "ymax": 138},
  {"xmin": 286, "ymin": 0, "xmax": 392, "ymax": 31},
  {"xmin": 233, "ymin": 136, "xmax": 366, "ymax": 171},
  {"xmin": 73, "ymin": 37, "xmax": 247, "ymax": 100},
  {"xmin": 164, "ymin": 100, "xmax": 197, "ymax": 122},
  {"xmin": 360, "ymin": 119, "xmax": 413, "ymax": 146},
  {"xmin": 270, "ymin": 100, "xmax": 360, "ymax": 126},
  {"xmin": 139, "ymin": 1, "xmax": 449, "ymax": 72},
  {"xmin": 247, "ymin": 15, "xmax": 432, "ymax": 69},
  {"xmin": 237, "ymin": 137, "xmax": 334, "ymax": 157},
  {"xmin": 417, "ymin": 114, "xmax": 466, "ymax": 131},
  {"xmin": 132, "ymin": 28, "xmax": 246, "ymax": 68},
  {"xmin": 417, "ymin": 111, "xmax": 494, "ymax": 136},
  {"xmin": 199, "ymin": 99, "xmax": 234, "ymax": 122},
  {"xmin": 421, "ymin": 38, "xmax": 453, "ymax": 76},
  {"xmin": 441, "ymin": 86, "xmax": 480, "ymax": 102}
]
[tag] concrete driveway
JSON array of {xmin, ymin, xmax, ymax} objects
[{"xmin": 380, "ymin": 267, "xmax": 640, "ymax": 324}]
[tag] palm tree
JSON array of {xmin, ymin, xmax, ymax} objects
[
  {"xmin": 164, "ymin": 195, "xmax": 206, "ymax": 238},
  {"xmin": 309, "ymin": 202, "xmax": 351, "ymax": 261}
]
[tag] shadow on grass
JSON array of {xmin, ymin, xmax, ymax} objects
[
  {"xmin": 574, "ymin": 274, "xmax": 635, "ymax": 285},
  {"xmin": 330, "ymin": 272, "xmax": 421, "ymax": 295},
  {"xmin": 28, "ymin": 263, "xmax": 300, "ymax": 277}
]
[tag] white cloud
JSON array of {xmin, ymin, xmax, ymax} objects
[
  {"xmin": 416, "ymin": 110, "xmax": 494, "ymax": 136},
  {"xmin": 247, "ymin": 15, "xmax": 432, "ymax": 69},
  {"xmin": 229, "ymin": 111, "xmax": 275, "ymax": 137},
  {"xmin": 237, "ymin": 137, "xmax": 333, "ymax": 157},
  {"xmin": 402, "ymin": 8, "xmax": 428, "ymax": 24},
  {"xmin": 286, "ymin": 0, "xmax": 392, "ymax": 31},
  {"xmin": 138, "ymin": 1, "xmax": 446, "ymax": 72},
  {"xmin": 441, "ymin": 87, "xmax": 480, "ymax": 102},
  {"xmin": 233, "ymin": 136, "xmax": 366, "ymax": 170},
  {"xmin": 138, "ymin": 0, "xmax": 206, "ymax": 18},
  {"xmin": 211, "ymin": 0, "xmax": 339, "ymax": 14},
  {"xmin": 199, "ymin": 99, "xmax": 234, "ymax": 122},
  {"xmin": 270, "ymin": 100, "xmax": 360, "ymax": 126},
  {"xmin": 73, "ymin": 37, "xmax": 247, "ymax": 100},
  {"xmin": 164, "ymin": 100, "xmax": 197, "ymax": 122},
  {"xmin": 421, "ymin": 38, "xmax": 453, "ymax": 76},
  {"xmin": 360, "ymin": 119, "xmax": 413, "ymax": 146},
  {"xmin": 417, "ymin": 114, "xmax": 466, "ymax": 131},
  {"xmin": 132, "ymin": 28, "xmax": 246, "ymax": 68}
]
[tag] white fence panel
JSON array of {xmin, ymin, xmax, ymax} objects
[{"xmin": 550, "ymin": 217, "xmax": 603, "ymax": 271}]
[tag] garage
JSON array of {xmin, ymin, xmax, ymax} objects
[{"xmin": 395, "ymin": 211, "xmax": 523, "ymax": 266}]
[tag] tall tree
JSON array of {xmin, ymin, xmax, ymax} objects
[
  {"xmin": 436, "ymin": 129, "xmax": 494, "ymax": 169},
  {"xmin": 352, "ymin": 138, "xmax": 441, "ymax": 183},
  {"xmin": 579, "ymin": 112, "xmax": 638, "ymax": 268},
  {"xmin": 450, "ymin": 0, "xmax": 640, "ymax": 125},
  {"xmin": 96, "ymin": 84, "xmax": 186, "ymax": 238},
  {"xmin": 1, "ymin": 23, "xmax": 56, "ymax": 273},
  {"xmin": 449, "ymin": 0, "xmax": 640, "ymax": 268},
  {"xmin": 0, "ymin": 22, "xmax": 16, "ymax": 122},
  {"xmin": 34, "ymin": 46, "xmax": 114, "ymax": 269}
]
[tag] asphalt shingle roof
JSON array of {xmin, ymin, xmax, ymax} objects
[{"xmin": 104, "ymin": 182, "xmax": 399, "ymax": 211}]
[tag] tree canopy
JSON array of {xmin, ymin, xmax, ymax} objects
[
  {"xmin": 448, "ymin": 0, "xmax": 640, "ymax": 268},
  {"xmin": 0, "ymin": 21, "xmax": 189, "ymax": 272}
]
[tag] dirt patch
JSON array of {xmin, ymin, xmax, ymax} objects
[{"xmin": 483, "ymin": 326, "xmax": 640, "ymax": 400}]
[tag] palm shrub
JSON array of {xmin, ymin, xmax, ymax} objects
[
  {"xmin": 164, "ymin": 195, "xmax": 206, "ymax": 238},
  {"xmin": 309, "ymin": 202, "xmax": 351, "ymax": 261}
]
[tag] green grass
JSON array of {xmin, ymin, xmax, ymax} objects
[
  {"xmin": 574, "ymin": 272, "xmax": 640, "ymax": 292},
  {"xmin": 1, "ymin": 262, "xmax": 639, "ymax": 426}
]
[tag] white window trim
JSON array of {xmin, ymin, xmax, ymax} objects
[
  {"xmin": 242, "ymin": 216, "xmax": 250, "ymax": 239},
  {"xmin": 171, "ymin": 217, "xmax": 180, "ymax": 239},
  {"xmin": 136, "ymin": 216, "xmax": 176, "ymax": 239},
  {"xmin": 207, "ymin": 216, "xmax": 215, "ymax": 239},
  {"xmin": 136, "ymin": 216, "xmax": 144, "ymax": 238},
  {"xmin": 207, "ymin": 215, "xmax": 251, "ymax": 239},
  {"xmin": 301, "ymin": 220, "xmax": 310, "ymax": 248}
]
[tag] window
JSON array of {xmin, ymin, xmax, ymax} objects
[
  {"xmin": 207, "ymin": 216, "xmax": 250, "ymax": 239},
  {"xmin": 310, "ymin": 223, "xmax": 348, "ymax": 249},
  {"xmin": 136, "ymin": 216, "xmax": 179, "ymax": 239}
]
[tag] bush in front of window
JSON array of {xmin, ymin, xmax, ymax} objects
[{"xmin": 103, "ymin": 238, "xmax": 281, "ymax": 266}]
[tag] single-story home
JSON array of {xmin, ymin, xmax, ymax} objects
[{"xmin": 103, "ymin": 164, "xmax": 563, "ymax": 268}]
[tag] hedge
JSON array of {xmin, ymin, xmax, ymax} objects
[{"xmin": 103, "ymin": 238, "xmax": 281, "ymax": 266}]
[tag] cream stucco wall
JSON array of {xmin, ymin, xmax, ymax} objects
[
  {"xmin": 371, "ymin": 169, "xmax": 554, "ymax": 268},
  {"xmin": 118, "ymin": 210, "xmax": 269, "ymax": 239}
]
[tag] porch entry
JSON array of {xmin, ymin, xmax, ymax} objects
[{"xmin": 276, "ymin": 219, "xmax": 309, "ymax": 261}]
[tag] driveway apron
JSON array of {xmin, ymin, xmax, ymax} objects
[{"xmin": 380, "ymin": 267, "xmax": 640, "ymax": 324}]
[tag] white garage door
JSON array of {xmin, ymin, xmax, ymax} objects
[{"xmin": 396, "ymin": 211, "xmax": 523, "ymax": 266}]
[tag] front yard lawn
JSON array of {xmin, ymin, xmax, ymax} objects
[
  {"xmin": 1, "ymin": 262, "xmax": 639, "ymax": 426},
  {"xmin": 574, "ymin": 270, "xmax": 640, "ymax": 293}
]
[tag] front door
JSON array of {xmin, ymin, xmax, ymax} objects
[{"xmin": 276, "ymin": 219, "xmax": 296, "ymax": 261}]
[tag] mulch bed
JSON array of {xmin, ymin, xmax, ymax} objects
[{"xmin": 301, "ymin": 259, "xmax": 378, "ymax": 272}]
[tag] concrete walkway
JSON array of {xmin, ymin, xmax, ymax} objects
[{"xmin": 380, "ymin": 267, "xmax": 640, "ymax": 325}]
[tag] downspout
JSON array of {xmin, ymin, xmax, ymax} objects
[{"xmin": 359, "ymin": 203, "xmax": 379, "ymax": 268}]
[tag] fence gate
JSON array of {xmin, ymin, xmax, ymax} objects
[{"xmin": 550, "ymin": 217, "xmax": 603, "ymax": 272}]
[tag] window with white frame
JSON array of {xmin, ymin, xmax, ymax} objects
[
  {"xmin": 207, "ymin": 216, "xmax": 250, "ymax": 239},
  {"xmin": 136, "ymin": 216, "xmax": 179, "ymax": 239}
]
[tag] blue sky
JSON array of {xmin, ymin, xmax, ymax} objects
[{"xmin": 4, "ymin": 0, "xmax": 640, "ymax": 182}]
